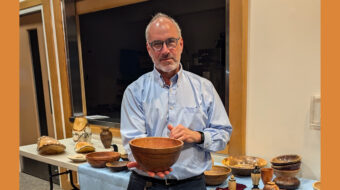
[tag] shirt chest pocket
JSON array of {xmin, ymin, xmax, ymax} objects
[{"xmin": 177, "ymin": 105, "xmax": 206, "ymax": 130}]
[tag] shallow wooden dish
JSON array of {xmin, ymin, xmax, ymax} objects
[
  {"xmin": 313, "ymin": 181, "xmax": 320, "ymax": 190},
  {"xmin": 274, "ymin": 176, "xmax": 300, "ymax": 190},
  {"xmin": 271, "ymin": 161, "xmax": 301, "ymax": 170},
  {"xmin": 129, "ymin": 137, "xmax": 183, "ymax": 172},
  {"xmin": 67, "ymin": 154, "xmax": 86, "ymax": 162},
  {"xmin": 86, "ymin": 151, "xmax": 120, "ymax": 168},
  {"xmin": 273, "ymin": 168, "xmax": 300, "ymax": 178},
  {"xmin": 204, "ymin": 165, "xmax": 231, "ymax": 186},
  {"xmin": 222, "ymin": 156, "xmax": 267, "ymax": 176},
  {"xmin": 106, "ymin": 161, "xmax": 129, "ymax": 172},
  {"xmin": 271, "ymin": 154, "xmax": 301, "ymax": 166}
]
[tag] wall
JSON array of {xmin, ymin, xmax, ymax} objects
[{"xmin": 246, "ymin": 0, "xmax": 320, "ymax": 179}]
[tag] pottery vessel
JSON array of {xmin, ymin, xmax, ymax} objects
[{"xmin": 100, "ymin": 127, "xmax": 112, "ymax": 148}]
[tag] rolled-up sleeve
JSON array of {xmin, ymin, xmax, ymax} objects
[{"xmin": 198, "ymin": 81, "xmax": 232, "ymax": 152}]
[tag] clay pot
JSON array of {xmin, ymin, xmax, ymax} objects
[
  {"xmin": 263, "ymin": 181, "xmax": 280, "ymax": 190},
  {"xmin": 100, "ymin": 127, "xmax": 112, "ymax": 148}
]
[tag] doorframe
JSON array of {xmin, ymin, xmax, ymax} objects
[
  {"xmin": 20, "ymin": 0, "xmax": 69, "ymax": 140},
  {"xmin": 20, "ymin": 5, "xmax": 58, "ymax": 139}
]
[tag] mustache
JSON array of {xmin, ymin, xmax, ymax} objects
[{"xmin": 160, "ymin": 54, "xmax": 175, "ymax": 61}]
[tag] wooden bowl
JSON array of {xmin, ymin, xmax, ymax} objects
[
  {"xmin": 86, "ymin": 151, "xmax": 120, "ymax": 168},
  {"xmin": 271, "ymin": 154, "xmax": 301, "ymax": 166},
  {"xmin": 271, "ymin": 161, "xmax": 301, "ymax": 170},
  {"xmin": 120, "ymin": 154, "xmax": 129, "ymax": 161},
  {"xmin": 273, "ymin": 168, "xmax": 300, "ymax": 177},
  {"xmin": 313, "ymin": 181, "xmax": 320, "ymax": 190},
  {"xmin": 106, "ymin": 161, "xmax": 129, "ymax": 172},
  {"xmin": 273, "ymin": 176, "xmax": 300, "ymax": 190},
  {"xmin": 204, "ymin": 165, "xmax": 231, "ymax": 186},
  {"xmin": 129, "ymin": 137, "xmax": 183, "ymax": 172},
  {"xmin": 222, "ymin": 156, "xmax": 267, "ymax": 176}
]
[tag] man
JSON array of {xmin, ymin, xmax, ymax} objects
[{"xmin": 120, "ymin": 13, "xmax": 232, "ymax": 190}]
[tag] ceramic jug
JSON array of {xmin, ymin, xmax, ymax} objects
[{"xmin": 100, "ymin": 127, "xmax": 112, "ymax": 148}]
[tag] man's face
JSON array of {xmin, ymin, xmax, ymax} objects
[{"xmin": 146, "ymin": 18, "xmax": 183, "ymax": 74}]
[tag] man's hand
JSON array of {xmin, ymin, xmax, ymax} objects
[
  {"xmin": 126, "ymin": 161, "xmax": 172, "ymax": 178},
  {"xmin": 167, "ymin": 124, "xmax": 202, "ymax": 143}
]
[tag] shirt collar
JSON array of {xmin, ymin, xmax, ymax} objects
[{"xmin": 152, "ymin": 63, "xmax": 183, "ymax": 88}]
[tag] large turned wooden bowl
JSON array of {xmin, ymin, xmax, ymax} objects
[
  {"xmin": 86, "ymin": 151, "xmax": 120, "ymax": 168},
  {"xmin": 222, "ymin": 156, "xmax": 267, "ymax": 176},
  {"xmin": 129, "ymin": 137, "xmax": 183, "ymax": 172}
]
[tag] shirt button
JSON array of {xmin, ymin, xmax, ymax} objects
[{"xmin": 170, "ymin": 106, "xmax": 174, "ymax": 110}]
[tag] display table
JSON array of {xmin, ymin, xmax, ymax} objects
[
  {"xmin": 19, "ymin": 136, "xmax": 124, "ymax": 190},
  {"xmin": 20, "ymin": 136, "xmax": 317, "ymax": 190},
  {"xmin": 78, "ymin": 163, "xmax": 317, "ymax": 190}
]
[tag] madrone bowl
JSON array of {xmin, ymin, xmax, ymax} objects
[{"xmin": 129, "ymin": 137, "xmax": 183, "ymax": 172}]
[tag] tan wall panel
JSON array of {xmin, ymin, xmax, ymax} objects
[
  {"xmin": 228, "ymin": 0, "xmax": 248, "ymax": 155},
  {"xmin": 76, "ymin": 0, "xmax": 148, "ymax": 15},
  {"xmin": 20, "ymin": 0, "xmax": 42, "ymax": 10}
]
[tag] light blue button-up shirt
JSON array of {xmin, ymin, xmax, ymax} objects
[{"xmin": 120, "ymin": 65, "xmax": 232, "ymax": 180}]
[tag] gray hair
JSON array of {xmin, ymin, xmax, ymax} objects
[{"xmin": 145, "ymin": 12, "xmax": 182, "ymax": 42}]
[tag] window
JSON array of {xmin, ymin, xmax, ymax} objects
[{"xmin": 76, "ymin": 0, "xmax": 229, "ymax": 124}]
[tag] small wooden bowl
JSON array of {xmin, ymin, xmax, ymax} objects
[
  {"xmin": 86, "ymin": 152, "xmax": 120, "ymax": 168},
  {"xmin": 274, "ymin": 176, "xmax": 300, "ymax": 190},
  {"xmin": 222, "ymin": 156, "xmax": 267, "ymax": 176},
  {"xmin": 271, "ymin": 154, "xmax": 301, "ymax": 166},
  {"xmin": 313, "ymin": 181, "xmax": 320, "ymax": 190},
  {"xmin": 106, "ymin": 161, "xmax": 129, "ymax": 172},
  {"xmin": 120, "ymin": 154, "xmax": 129, "ymax": 161},
  {"xmin": 129, "ymin": 137, "xmax": 183, "ymax": 172},
  {"xmin": 273, "ymin": 168, "xmax": 300, "ymax": 178},
  {"xmin": 204, "ymin": 165, "xmax": 231, "ymax": 186},
  {"xmin": 271, "ymin": 161, "xmax": 301, "ymax": 170}
]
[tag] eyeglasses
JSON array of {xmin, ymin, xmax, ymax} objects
[{"xmin": 148, "ymin": 37, "xmax": 180, "ymax": 51}]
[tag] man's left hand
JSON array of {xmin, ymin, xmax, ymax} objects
[{"xmin": 167, "ymin": 124, "xmax": 201, "ymax": 143}]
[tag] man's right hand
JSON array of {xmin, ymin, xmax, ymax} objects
[{"xmin": 127, "ymin": 161, "xmax": 172, "ymax": 178}]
